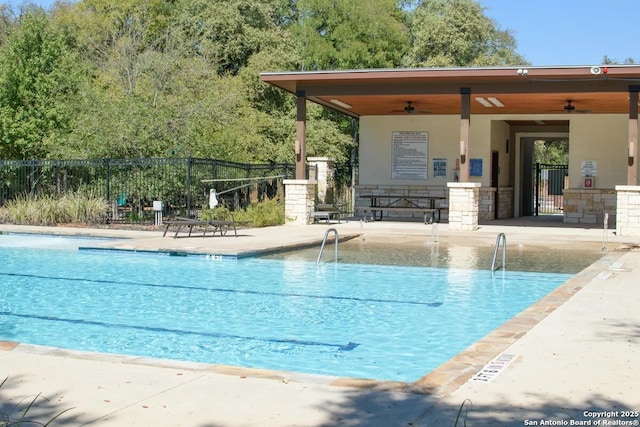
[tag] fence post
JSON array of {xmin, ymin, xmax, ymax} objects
[
  {"xmin": 30, "ymin": 158, "xmax": 36, "ymax": 195},
  {"xmin": 105, "ymin": 158, "xmax": 111, "ymax": 201},
  {"xmin": 186, "ymin": 156, "xmax": 192, "ymax": 218},
  {"xmin": 535, "ymin": 162, "xmax": 540, "ymax": 216}
]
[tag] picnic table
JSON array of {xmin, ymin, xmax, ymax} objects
[{"xmin": 357, "ymin": 194, "xmax": 447, "ymax": 223}]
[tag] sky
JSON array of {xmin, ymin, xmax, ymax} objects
[
  {"xmin": 480, "ymin": 0, "xmax": 640, "ymax": 66},
  {"xmin": 13, "ymin": 0, "xmax": 640, "ymax": 67}
]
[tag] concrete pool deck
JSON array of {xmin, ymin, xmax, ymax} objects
[{"xmin": 1, "ymin": 219, "xmax": 639, "ymax": 426}]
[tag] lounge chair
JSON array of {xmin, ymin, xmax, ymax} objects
[{"xmin": 162, "ymin": 217, "xmax": 237, "ymax": 238}]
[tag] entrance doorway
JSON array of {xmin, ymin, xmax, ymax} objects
[
  {"xmin": 522, "ymin": 138, "xmax": 569, "ymax": 216},
  {"xmin": 534, "ymin": 163, "xmax": 568, "ymax": 215}
]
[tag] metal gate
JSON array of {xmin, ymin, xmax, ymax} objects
[{"xmin": 533, "ymin": 163, "xmax": 568, "ymax": 215}]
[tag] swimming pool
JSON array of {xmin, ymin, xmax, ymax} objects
[{"xmin": 0, "ymin": 234, "xmax": 574, "ymax": 382}]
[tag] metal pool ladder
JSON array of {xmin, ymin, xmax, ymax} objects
[
  {"xmin": 491, "ymin": 233, "xmax": 506, "ymax": 274},
  {"xmin": 317, "ymin": 228, "xmax": 339, "ymax": 264}
]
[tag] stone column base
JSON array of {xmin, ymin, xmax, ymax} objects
[
  {"xmin": 615, "ymin": 185, "xmax": 640, "ymax": 236},
  {"xmin": 447, "ymin": 182, "xmax": 481, "ymax": 231},
  {"xmin": 284, "ymin": 179, "xmax": 316, "ymax": 225}
]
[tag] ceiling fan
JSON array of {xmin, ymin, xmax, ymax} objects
[
  {"xmin": 391, "ymin": 101, "xmax": 431, "ymax": 114},
  {"xmin": 549, "ymin": 100, "xmax": 589, "ymax": 114}
]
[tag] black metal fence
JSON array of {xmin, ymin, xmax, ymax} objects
[
  {"xmin": 533, "ymin": 163, "xmax": 568, "ymax": 215},
  {"xmin": 333, "ymin": 160, "xmax": 357, "ymax": 215},
  {"xmin": 0, "ymin": 157, "xmax": 295, "ymax": 223}
]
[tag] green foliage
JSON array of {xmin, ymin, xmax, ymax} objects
[
  {"xmin": 174, "ymin": 0, "xmax": 289, "ymax": 75},
  {"xmin": 1, "ymin": 192, "xmax": 109, "ymax": 225},
  {"xmin": 405, "ymin": 0, "xmax": 527, "ymax": 67},
  {"xmin": 0, "ymin": 0, "xmax": 530, "ymax": 165},
  {"xmin": 0, "ymin": 376, "xmax": 74, "ymax": 426},
  {"xmin": 200, "ymin": 197, "xmax": 285, "ymax": 227},
  {"xmin": 534, "ymin": 139, "xmax": 569, "ymax": 165},
  {"xmin": 0, "ymin": 10, "xmax": 85, "ymax": 159},
  {"xmin": 294, "ymin": 0, "xmax": 408, "ymax": 70},
  {"xmin": 452, "ymin": 399, "xmax": 472, "ymax": 426}
]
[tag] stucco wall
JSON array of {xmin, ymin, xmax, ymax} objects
[
  {"xmin": 568, "ymin": 115, "xmax": 630, "ymax": 189},
  {"xmin": 360, "ymin": 114, "xmax": 640, "ymax": 192},
  {"xmin": 358, "ymin": 114, "xmax": 637, "ymax": 217},
  {"xmin": 490, "ymin": 120, "xmax": 511, "ymax": 187},
  {"xmin": 359, "ymin": 116, "xmax": 492, "ymax": 186}
]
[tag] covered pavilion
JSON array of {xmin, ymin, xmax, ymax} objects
[{"xmin": 260, "ymin": 65, "xmax": 640, "ymax": 234}]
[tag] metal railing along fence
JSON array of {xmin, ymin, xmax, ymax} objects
[{"xmin": 0, "ymin": 158, "xmax": 295, "ymax": 224}]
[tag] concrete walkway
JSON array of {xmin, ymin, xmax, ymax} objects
[{"xmin": 1, "ymin": 220, "xmax": 639, "ymax": 426}]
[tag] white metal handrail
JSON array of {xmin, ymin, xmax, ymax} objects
[
  {"xmin": 317, "ymin": 228, "xmax": 339, "ymax": 264},
  {"xmin": 491, "ymin": 233, "xmax": 506, "ymax": 274}
]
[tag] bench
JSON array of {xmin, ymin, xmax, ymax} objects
[
  {"xmin": 162, "ymin": 218, "xmax": 237, "ymax": 238},
  {"xmin": 356, "ymin": 206, "xmax": 442, "ymax": 223},
  {"xmin": 310, "ymin": 211, "xmax": 341, "ymax": 224},
  {"xmin": 310, "ymin": 204, "xmax": 341, "ymax": 224}
]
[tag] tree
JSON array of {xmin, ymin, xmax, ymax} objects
[
  {"xmin": 534, "ymin": 139, "xmax": 568, "ymax": 165},
  {"xmin": 174, "ymin": 0, "xmax": 291, "ymax": 76},
  {"xmin": 293, "ymin": 0, "xmax": 408, "ymax": 70},
  {"xmin": 405, "ymin": 0, "xmax": 527, "ymax": 67},
  {"xmin": 602, "ymin": 55, "xmax": 636, "ymax": 65},
  {"xmin": 0, "ymin": 10, "xmax": 85, "ymax": 159}
]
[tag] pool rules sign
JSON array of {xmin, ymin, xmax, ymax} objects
[{"xmin": 391, "ymin": 131, "xmax": 428, "ymax": 179}]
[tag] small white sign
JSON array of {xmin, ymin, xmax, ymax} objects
[{"xmin": 581, "ymin": 160, "xmax": 597, "ymax": 177}]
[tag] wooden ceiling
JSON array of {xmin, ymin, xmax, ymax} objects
[{"xmin": 261, "ymin": 66, "xmax": 640, "ymax": 118}]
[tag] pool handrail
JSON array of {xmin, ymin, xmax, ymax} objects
[
  {"xmin": 317, "ymin": 228, "xmax": 339, "ymax": 264},
  {"xmin": 491, "ymin": 233, "xmax": 506, "ymax": 274}
]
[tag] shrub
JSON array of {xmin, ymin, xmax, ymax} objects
[
  {"xmin": 1, "ymin": 192, "xmax": 109, "ymax": 225},
  {"xmin": 200, "ymin": 197, "xmax": 285, "ymax": 227}
]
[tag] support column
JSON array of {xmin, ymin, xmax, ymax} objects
[
  {"xmin": 308, "ymin": 157, "xmax": 336, "ymax": 204},
  {"xmin": 628, "ymin": 86, "xmax": 639, "ymax": 185},
  {"xmin": 447, "ymin": 182, "xmax": 481, "ymax": 231},
  {"xmin": 616, "ymin": 185, "xmax": 640, "ymax": 236},
  {"xmin": 295, "ymin": 90, "xmax": 307, "ymax": 180},
  {"xmin": 459, "ymin": 88, "xmax": 471, "ymax": 182},
  {"xmin": 284, "ymin": 179, "xmax": 316, "ymax": 225}
]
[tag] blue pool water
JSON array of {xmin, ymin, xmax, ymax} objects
[{"xmin": 0, "ymin": 234, "xmax": 573, "ymax": 382}]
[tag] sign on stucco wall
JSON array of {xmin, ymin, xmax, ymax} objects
[
  {"xmin": 391, "ymin": 131, "xmax": 428, "ymax": 179},
  {"xmin": 581, "ymin": 160, "xmax": 597, "ymax": 177},
  {"xmin": 433, "ymin": 158, "xmax": 447, "ymax": 178}
]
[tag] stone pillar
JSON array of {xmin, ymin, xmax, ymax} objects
[
  {"xmin": 615, "ymin": 185, "xmax": 640, "ymax": 236},
  {"xmin": 447, "ymin": 182, "xmax": 481, "ymax": 231},
  {"xmin": 284, "ymin": 179, "xmax": 316, "ymax": 225},
  {"xmin": 308, "ymin": 157, "xmax": 336, "ymax": 204}
]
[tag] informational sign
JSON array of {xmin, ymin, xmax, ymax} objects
[
  {"xmin": 433, "ymin": 158, "xmax": 447, "ymax": 178},
  {"xmin": 391, "ymin": 131, "xmax": 428, "ymax": 179},
  {"xmin": 470, "ymin": 158, "xmax": 483, "ymax": 176},
  {"xmin": 581, "ymin": 160, "xmax": 597, "ymax": 177}
]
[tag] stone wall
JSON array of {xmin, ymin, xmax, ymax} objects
[
  {"xmin": 354, "ymin": 184, "xmax": 448, "ymax": 221},
  {"xmin": 563, "ymin": 188, "xmax": 617, "ymax": 226},
  {"xmin": 615, "ymin": 185, "xmax": 640, "ymax": 236},
  {"xmin": 477, "ymin": 187, "xmax": 513, "ymax": 220},
  {"xmin": 478, "ymin": 188, "xmax": 495, "ymax": 220}
]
